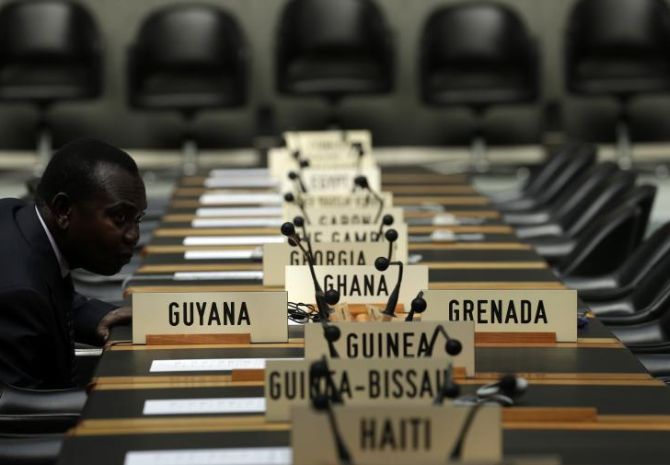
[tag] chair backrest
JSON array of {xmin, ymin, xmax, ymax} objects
[
  {"xmin": 555, "ymin": 202, "xmax": 642, "ymax": 276},
  {"xmin": 522, "ymin": 144, "xmax": 597, "ymax": 209},
  {"xmin": 565, "ymin": 0, "xmax": 670, "ymax": 93},
  {"xmin": 618, "ymin": 221, "xmax": 670, "ymax": 287},
  {"xmin": 133, "ymin": 5, "xmax": 244, "ymax": 72},
  {"xmin": 522, "ymin": 143, "xmax": 591, "ymax": 197},
  {"xmin": 0, "ymin": 0, "xmax": 99, "ymax": 63},
  {"xmin": 550, "ymin": 161, "xmax": 620, "ymax": 221},
  {"xmin": 560, "ymin": 169, "xmax": 637, "ymax": 236},
  {"xmin": 419, "ymin": 2, "xmax": 538, "ymax": 102},
  {"xmin": 275, "ymin": 0, "xmax": 392, "ymax": 95}
]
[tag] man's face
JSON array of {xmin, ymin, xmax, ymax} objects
[{"xmin": 66, "ymin": 165, "xmax": 147, "ymax": 276}]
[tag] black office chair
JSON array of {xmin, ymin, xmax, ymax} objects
[
  {"xmin": 0, "ymin": 0, "xmax": 102, "ymax": 173},
  {"xmin": 564, "ymin": 222, "xmax": 670, "ymax": 301},
  {"xmin": 0, "ymin": 435, "xmax": 62, "ymax": 465},
  {"xmin": 506, "ymin": 161, "xmax": 621, "ymax": 228},
  {"xmin": 565, "ymin": 0, "xmax": 670, "ymax": 169},
  {"xmin": 552, "ymin": 201, "xmax": 643, "ymax": 276},
  {"xmin": 490, "ymin": 143, "xmax": 589, "ymax": 204},
  {"xmin": 276, "ymin": 0, "xmax": 393, "ymax": 127},
  {"xmin": 495, "ymin": 144, "xmax": 597, "ymax": 212},
  {"xmin": 128, "ymin": 4, "xmax": 246, "ymax": 173},
  {"xmin": 420, "ymin": 2, "xmax": 539, "ymax": 171},
  {"xmin": 0, "ymin": 383, "xmax": 85, "ymax": 434}
]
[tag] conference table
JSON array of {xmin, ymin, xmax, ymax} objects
[{"xmin": 56, "ymin": 165, "xmax": 670, "ymax": 465}]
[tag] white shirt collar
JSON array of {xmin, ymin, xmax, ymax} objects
[{"xmin": 35, "ymin": 205, "xmax": 70, "ymax": 278}]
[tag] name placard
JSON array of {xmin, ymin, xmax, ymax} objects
[
  {"xmin": 199, "ymin": 192, "xmax": 282, "ymax": 206},
  {"xmin": 283, "ymin": 207, "xmax": 404, "ymax": 227},
  {"xmin": 269, "ymin": 147, "xmax": 375, "ymax": 178},
  {"xmin": 132, "ymin": 291, "xmax": 288, "ymax": 344},
  {"xmin": 303, "ymin": 321, "xmax": 475, "ymax": 376},
  {"xmin": 285, "ymin": 265, "xmax": 428, "ymax": 308},
  {"xmin": 302, "ymin": 224, "xmax": 408, "ymax": 264},
  {"xmin": 263, "ymin": 242, "xmax": 387, "ymax": 286},
  {"xmin": 283, "ymin": 129, "xmax": 372, "ymax": 153},
  {"xmin": 421, "ymin": 289, "xmax": 577, "ymax": 342},
  {"xmin": 300, "ymin": 192, "xmax": 393, "ymax": 209},
  {"xmin": 280, "ymin": 167, "xmax": 381, "ymax": 194},
  {"xmin": 265, "ymin": 358, "xmax": 467, "ymax": 422},
  {"xmin": 292, "ymin": 404, "xmax": 502, "ymax": 465}
]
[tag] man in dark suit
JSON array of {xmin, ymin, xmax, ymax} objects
[{"xmin": 0, "ymin": 139, "xmax": 147, "ymax": 388}]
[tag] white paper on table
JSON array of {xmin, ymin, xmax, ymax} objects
[
  {"xmin": 432, "ymin": 213, "xmax": 459, "ymax": 225},
  {"xmin": 183, "ymin": 250, "xmax": 257, "ymax": 260},
  {"xmin": 430, "ymin": 230, "xmax": 457, "ymax": 242},
  {"xmin": 195, "ymin": 207, "xmax": 282, "ymax": 217},
  {"xmin": 199, "ymin": 193, "xmax": 282, "ymax": 205},
  {"xmin": 172, "ymin": 271, "xmax": 263, "ymax": 281},
  {"xmin": 149, "ymin": 358, "xmax": 300, "ymax": 373},
  {"xmin": 183, "ymin": 236, "xmax": 283, "ymax": 246},
  {"xmin": 204, "ymin": 178, "xmax": 278, "ymax": 188},
  {"xmin": 124, "ymin": 447, "xmax": 291, "ymax": 465},
  {"xmin": 208, "ymin": 168, "xmax": 270, "ymax": 177},
  {"xmin": 191, "ymin": 218, "xmax": 283, "ymax": 228},
  {"xmin": 143, "ymin": 397, "xmax": 266, "ymax": 415}
]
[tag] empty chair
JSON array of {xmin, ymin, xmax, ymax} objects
[
  {"xmin": 420, "ymin": 2, "xmax": 539, "ymax": 171},
  {"xmin": 0, "ymin": 435, "xmax": 62, "ymax": 465},
  {"xmin": 495, "ymin": 144, "xmax": 597, "ymax": 212},
  {"xmin": 608, "ymin": 285, "xmax": 670, "ymax": 345},
  {"xmin": 564, "ymin": 221, "xmax": 670, "ymax": 301},
  {"xmin": 595, "ymin": 270, "xmax": 670, "ymax": 324},
  {"xmin": 552, "ymin": 201, "xmax": 643, "ymax": 276},
  {"xmin": 490, "ymin": 143, "xmax": 592, "ymax": 204},
  {"xmin": 128, "ymin": 4, "xmax": 246, "ymax": 173},
  {"xmin": 565, "ymin": 0, "xmax": 670, "ymax": 168},
  {"xmin": 0, "ymin": 383, "xmax": 85, "ymax": 434},
  {"xmin": 0, "ymin": 0, "xmax": 102, "ymax": 173},
  {"xmin": 506, "ymin": 161, "xmax": 621, "ymax": 228},
  {"xmin": 276, "ymin": 0, "xmax": 393, "ymax": 127}
]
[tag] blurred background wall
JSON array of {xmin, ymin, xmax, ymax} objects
[{"xmin": 0, "ymin": 0, "xmax": 668, "ymax": 149}]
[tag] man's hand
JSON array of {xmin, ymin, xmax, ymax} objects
[{"xmin": 96, "ymin": 306, "xmax": 132, "ymax": 344}]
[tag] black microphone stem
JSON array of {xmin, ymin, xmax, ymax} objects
[
  {"xmin": 326, "ymin": 407, "xmax": 352, "ymax": 465},
  {"xmin": 382, "ymin": 261, "xmax": 403, "ymax": 316},
  {"xmin": 448, "ymin": 400, "xmax": 488, "ymax": 461}
]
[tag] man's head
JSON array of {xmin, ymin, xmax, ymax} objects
[{"xmin": 36, "ymin": 138, "xmax": 147, "ymax": 276}]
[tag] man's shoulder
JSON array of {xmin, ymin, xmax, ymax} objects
[{"xmin": 0, "ymin": 199, "xmax": 40, "ymax": 287}]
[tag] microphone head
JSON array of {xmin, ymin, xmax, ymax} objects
[
  {"xmin": 375, "ymin": 256, "xmax": 390, "ymax": 271},
  {"xmin": 293, "ymin": 216, "xmax": 305, "ymax": 227},
  {"xmin": 312, "ymin": 393, "xmax": 330, "ymax": 411},
  {"xmin": 499, "ymin": 374, "xmax": 528, "ymax": 398},
  {"xmin": 443, "ymin": 382, "xmax": 461, "ymax": 399},
  {"xmin": 352, "ymin": 142, "xmax": 364, "ymax": 156},
  {"xmin": 325, "ymin": 289, "xmax": 340, "ymax": 306},
  {"xmin": 385, "ymin": 228, "xmax": 398, "ymax": 243},
  {"xmin": 284, "ymin": 192, "xmax": 295, "ymax": 202},
  {"xmin": 288, "ymin": 171, "xmax": 298, "ymax": 180},
  {"xmin": 291, "ymin": 150, "xmax": 301, "ymax": 160},
  {"xmin": 445, "ymin": 339, "xmax": 463, "ymax": 356},
  {"xmin": 354, "ymin": 175, "xmax": 368, "ymax": 188},
  {"xmin": 280, "ymin": 222, "xmax": 296, "ymax": 237},
  {"xmin": 382, "ymin": 214, "xmax": 394, "ymax": 226},
  {"xmin": 299, "ymin": 159, "xmax": 310, "ymax": 168},
  {"xmin": 324, "ymin": 325, "xmax": 341, "ymax": 343},
  {"xmin": 411, "ymin": 295, "xmax": 427, "ymax": 313},
  {"xmin": 309, "ymin": 359, "xmax": 329, "ymax": 380}
]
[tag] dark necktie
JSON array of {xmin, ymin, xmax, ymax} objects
[{"xmin": 62, "ymin": 273, "xmax": 77, "ymax": 384}]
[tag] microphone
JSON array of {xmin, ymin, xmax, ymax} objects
[
  {"xmin": 352, "ymin": 142, "xmax": 364, "ymax": 173},
  {"xmin": 449, "ymin": 374, "xmax": 528, "ymax": 461},
  {"xmin": 309, "ymin": 357, "xmax": 352, "ymax": 465},
  {"xmin": 476, "ymin": 374, "xmax": 528, "ymax": 400},
  {"xmin": 433, "ymin": 362, "xmax": 461, "ymax": 405},
  {"xmin": 288, "ymin": 170, "xmax": 307, "ymax": 193},
  {"xmin": 377, "ymin": 214, "xmax": 394, "ymax": 239},
  {"xmin": 374, "ymin": 229, "xmax": 401, "ymax": 317},
  {"xmin": 293, "ymin": 216, "xmax": 314, "ymax": 259},
  {"xmin": 281, "ymin": 221, "xmax": 341, "ymax": 358},
  {"xmin": 284, "ymin": 192, "xmax": 311, "ymax": 225},
  {"xmin": 405, "ymin": 291, "xmax": 426, "ymax": 321},
  {"xmin": 353, "ymin": 175, "xmax": 384, "ymax": 223},
  {"xmin": 425, "ymin": 325, "xmax": 463, "ymax": 357}
]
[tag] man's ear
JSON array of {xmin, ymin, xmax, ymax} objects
[{"xmin": 50, "ymin": 192, "xmax": 73, "ymax": 230}]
